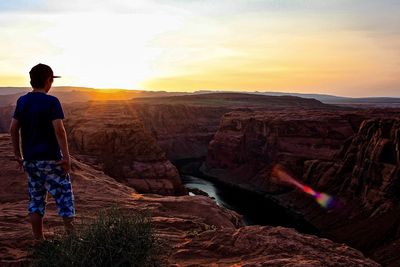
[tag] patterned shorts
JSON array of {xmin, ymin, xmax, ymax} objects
[{"xmin": 23, "ymin": 160, "xmax": 75, "ymax": 218}]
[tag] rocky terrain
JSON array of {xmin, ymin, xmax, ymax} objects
[
  {"xmin": 1, "ymin": 92, "xmax": 399, "ymax": 265},
  {"xmin": 0, "ymin": 134, "xmax": 380, "ymax": 266}
]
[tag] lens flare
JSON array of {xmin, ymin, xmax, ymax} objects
[{"xmin": 272, "ymin": 165, "xmax": 334, "ymax": 209}]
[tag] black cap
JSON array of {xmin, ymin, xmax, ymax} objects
[{"xmin": 29, "ymin": 63, "xmax": 61, "ymax": 80}]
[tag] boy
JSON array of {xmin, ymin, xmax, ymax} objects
[{"xmin": 9, "ymin": 63, "xmax": 75, "ymax": 240}]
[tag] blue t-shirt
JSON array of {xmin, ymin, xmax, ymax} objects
[{"xmin": 13, "ymin": 92, "xmax": 64, "ymax": 160}]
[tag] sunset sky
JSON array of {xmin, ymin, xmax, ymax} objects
[{"xmin": 0, "ymin": 0, "xmax": 399, "ymax": 97}]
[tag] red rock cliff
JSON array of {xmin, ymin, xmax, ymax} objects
[
  {"xmin": 295, "ymin": 118, "xmax": 400, "ymax": 266},
  {"xmin": 133, "ymin": 104, "xmax": 230, "ymax": 160},
  {"xmin": 63, "ymin": 101, "xmax": 186, "ymax": 195},
  {"xmin": 203, "ymin": 109, "xmax": 400, "ymax": 265},
  {"xmin": 203, "ymin": 109, "xmax": 364, "ymax": 192}
]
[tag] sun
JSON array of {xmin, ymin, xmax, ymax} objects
[{"xmin": 38, "ymin": 12, "xmax": 184, "ymax": 89}]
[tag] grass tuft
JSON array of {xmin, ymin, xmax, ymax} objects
[{"xmin": 31, "ymin": 207, "xmax": 167, "ymax": 267}]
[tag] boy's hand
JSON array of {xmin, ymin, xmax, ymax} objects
[
  {"xmin": 56, "ymin": 157, "xmax": 71, "ymax": 175},
  {"xmin": 13, "ymin": 155, "xmax": 23, "ymax": 171}
]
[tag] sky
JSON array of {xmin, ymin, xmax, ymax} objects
[{"xmin": 0, "ymin": 0, "xmax": 399, "ymax": 97}]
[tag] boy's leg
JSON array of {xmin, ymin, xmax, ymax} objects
[
  {"xmin": 30, "ymin": 213, "xmax": 45, "ymax": 240},
  {"xmin": 63, "ymin": 217, "xmax": 74, "ymax": 234},
  {"xmin": 45, "ymin": 162, "xmax": 75, "ymax": 234},
  {"xmin": 24, "ymin": 161, "xmax": 47, "ymax": 240}
]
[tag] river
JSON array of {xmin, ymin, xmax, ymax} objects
[{"xmin": 177, "ymin": 159, "xmax": 319, "ymax": 235}]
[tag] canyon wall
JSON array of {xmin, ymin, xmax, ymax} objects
[
  {"xmin": 0, "ymin": 93, "xmax": 337, "ymax": 197},
  {"xmin": 63, "ymin": 102, "xmax": 186, "ymax": 195},
  {"xmin": 131, "ymin": 93, "xmax": 334, "ymax": 162},
  {"xmin": 296, "ymin": 118, "xmax": 400, "ymax": 266},
  {"xmin": 203, "ymin": 109, "xmax": 365, "ymax": 192},
  {"xmin": 203, "ymin": 109, "xmax": 400, "ymax": 266},
  {"xmin": 133, "ymin": 104, "xmax": 230, "ymax": 160},
  {"xmin": 0, "ymin": 93, "xmax": 336, "ymax": 163}
]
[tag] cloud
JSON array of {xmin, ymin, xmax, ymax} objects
[
  {"xmin": 0, "ymin": 0, "xmax": 45, "ymax": 13},
  {"xmin": 0, "ymin": 0, "xmax": 399, "ymax": 96},
  {"xmin": 0, "ymin": 0, "xmax": 187, "ymax": 15}
]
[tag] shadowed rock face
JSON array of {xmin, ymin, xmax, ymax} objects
[
  {"xmin": 133, "ymin": 104, "xmax": 230, "ymax": 160},
  {"xmin": 203, "ymin": 110, "xmax": 400, "ymax": 266},
  {"xmin": 306, "ymin": 119, "xmax": 400, "ymax": 212},
  {"xmin": 203, "ymin": 110, "xmax": 365, "ymax": 192},
  {"xmin": 0, "ymin": 135, "xmax": 379, "ymax": 267},
  {"xmin": 296, "ymin": 119, "xmax": 400, "ymax": 266},
  {"xmin": 204, "ymin": 109, "xmax": 400, "ymax": 190}
]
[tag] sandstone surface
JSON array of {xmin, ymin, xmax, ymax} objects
[{"xmin": 0, "ymin": 106, "xmax": 13, "ymax": 133}]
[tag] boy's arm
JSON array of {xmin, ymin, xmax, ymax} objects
[
  {"xmin": 52, "ymin": 119, "xmax": 71, "ymax": 175},
  {"xmin": 9, "ymin": 118, "xmax": 23, "ymax": 165}
]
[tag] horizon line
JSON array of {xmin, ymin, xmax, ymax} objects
[{"xmin": 1, "ymin": 86, "xmax": 400, "ymax": 99}]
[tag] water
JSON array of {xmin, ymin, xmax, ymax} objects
[
  {"xmin": 179, "ymin": 163, "xmax": 319, "ymax": 235},
  {"xmin": 183, "ymin": 174, "xmax": 237, "ymax": 211}
]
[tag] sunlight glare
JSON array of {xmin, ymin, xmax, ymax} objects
[{"xmin": 40, "ymin": 12, "xmax": 184, "ymax": 88}]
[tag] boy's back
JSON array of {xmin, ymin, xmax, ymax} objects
[{"xmin": 14, "ymin": 92, "xmax": 64, "ymax": 160}]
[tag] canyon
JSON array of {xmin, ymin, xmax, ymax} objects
[
  {"xmin": 0, "ymin": 91, "xmax": 398, "ymax": 266},
  {"xmin": 0, "ymin": 134, "xmax": 379, "ymax": 266}
]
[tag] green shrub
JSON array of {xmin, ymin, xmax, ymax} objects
[{"xmin": 31, "ymin": 207, "xmax": 166, "ymax": 267}]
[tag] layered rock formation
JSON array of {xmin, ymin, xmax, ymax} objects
[
  {"xmin": 0, "ymin": 90, "xmax": 344, "ymax": 166},
  {"xmin": 63, "ymin": 101, "xmax": 186, "ymax": 195},
  {"xmin": 133, "ymin": 104, "xmax": 230, "ymax": 160},
  {"xmin": 0, "ymin": 93, "xmax": 334, "ymax": 195},
  {"xmin": 202, "ymin": 110, "xmax": 400, "ymax": 265},
  {"xmin": 0, "ymin": 134, "xmax": 379, "ymax": 267},
  {"xmin": 1, "ymin": 93, "xmax": 339, "ymax": 196},
  {"xmin": 294, "ymin": 119, "xmax": 400, "ymax": 266},
  {"xmin": 203, "ymin": 109, "xmax": 365, "ymax": 192},
  {"xmin": 132, "ymin": 93, "xmax": 334, "ymax": 161}
]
